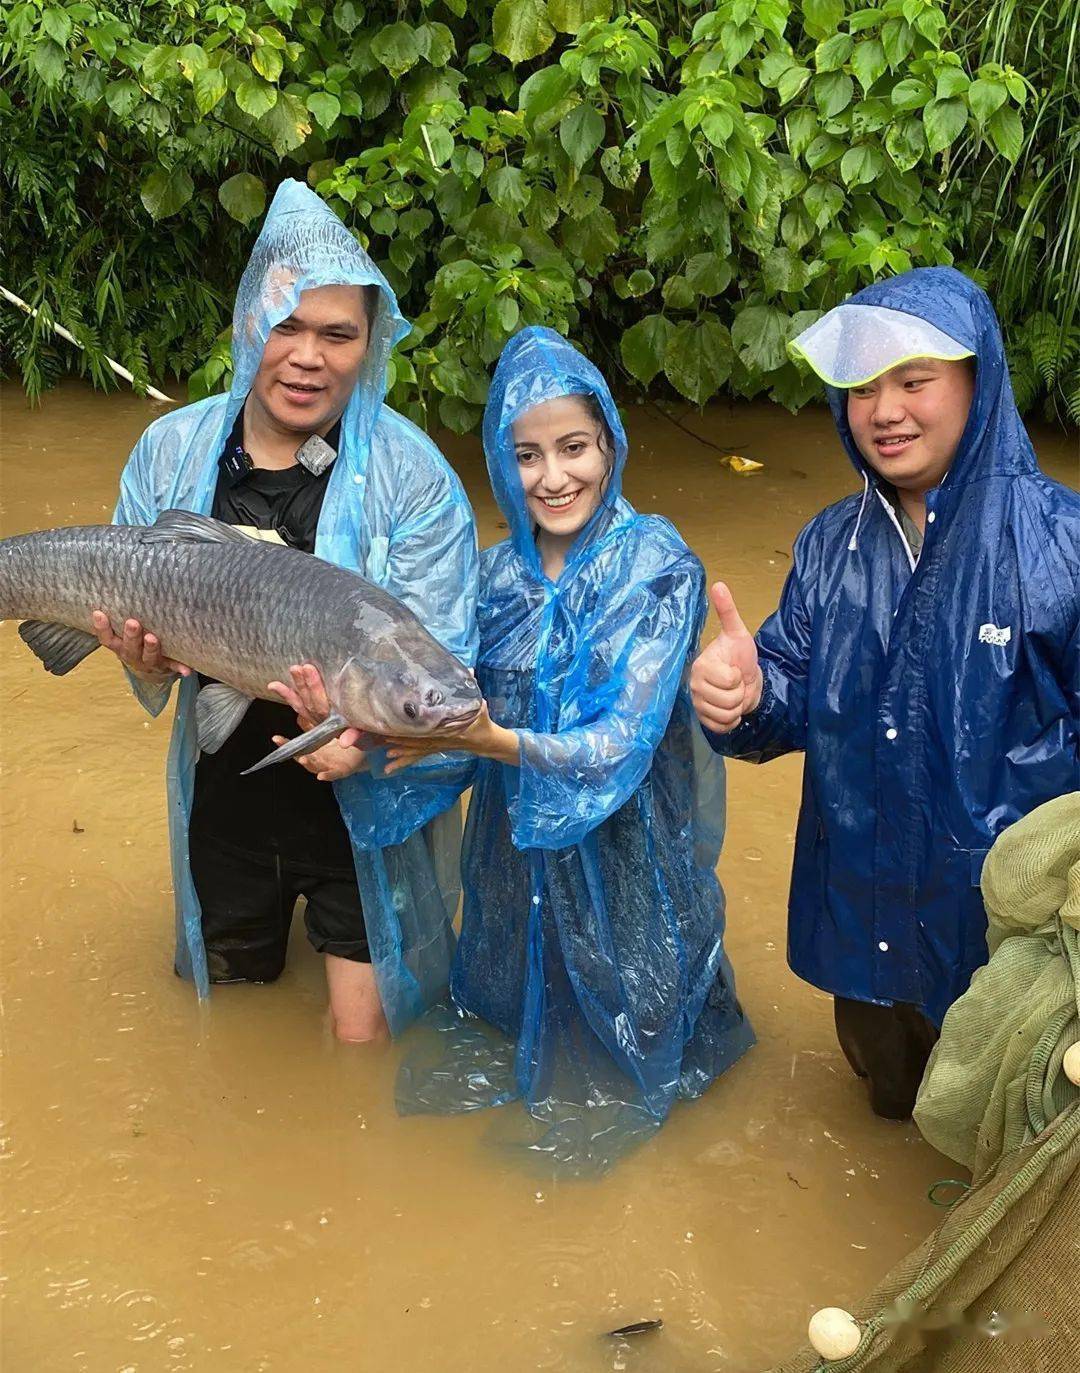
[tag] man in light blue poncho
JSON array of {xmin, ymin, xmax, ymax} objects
[{"xmin": 93, "ymin": 180, "xmax": 479, "ymax": 1040}]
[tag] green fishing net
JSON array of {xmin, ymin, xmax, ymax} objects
[{"xmin": 765, "ymin": 793, "xmax": 1080, "ymax": 1371}]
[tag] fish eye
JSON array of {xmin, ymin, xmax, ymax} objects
[{"xmin": 403, "ymin": 700, "xmax": 419, "ymax": 720}]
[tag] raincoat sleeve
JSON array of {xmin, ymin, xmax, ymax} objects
[
  {"xmin": 510, "ymin": 555, "xmax": 703, "ymax": 850},
  {"xmin": 383, "ymin": 467, "xmax": 479, "ymax": 669},
  {"xmin": 704, "ymin": 524, "xmax": 814, "ymax": 763},
  {"xmin": 368, "ymin": 459, "xmax": 480, "ymax": 788},
  {"xmin": 112, "ymin": 430, "xmax": 176, "ymax": 718}
]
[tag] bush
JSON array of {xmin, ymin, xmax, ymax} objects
[{"xmin": 1, "ymin": 0, "xmax": 1073, "ymax": 424}]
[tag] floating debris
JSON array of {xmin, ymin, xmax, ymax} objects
[{"xmin": 607, "ymin": 1319, "xmax": 663, "ymax": 1338}]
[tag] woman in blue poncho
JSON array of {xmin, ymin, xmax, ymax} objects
[{"xmin": 373, "ymin": 328, "xmax": 755, "ymax": 1160}]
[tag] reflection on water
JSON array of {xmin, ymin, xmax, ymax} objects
[{"xmin": 2, "ymin": 383, "xmax": 1075, "ymax": 1370}]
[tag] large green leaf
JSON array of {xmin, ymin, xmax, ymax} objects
[
  {"xmin": 371, "ymin": 22, "xmax": 421, "ymax": 77},
  {"xmin": 548, "ymin": 0, "xmax": 611, "ymax": 32},
  {"xmin": 851, "ymin": 39, "xmax": 886, "ymax": 93},
  {"xmin": 519, "ymin": 65, "xmax": 572, "ymax": 122},
  {"xmin": 193, "ymin": 67, "xmax": 226, "ymax": 116},
  {"xmin": 251, "ymin": 44, "xmax": 283, "ymax": 83},
  {"xmin": 493, "ymin": 0, "xmax": 555, "ymax": 64},
  {"xmin": 487, "ymin": 165, "xmax": 531, "ymax": 214},
  {"xmin": 31, "ymin": 38, "xmax": 66, "ymax": 86},
  {"xmin": 840, "ymin": 143, "xmax": 886, "ymax": 186},
  {"xmin": 105, "ymin": 78, "xmax": 142, "ymax": 119},
  {"xmin": 732, "ymin": 303, "xmax": 789, "ymax": 372},
  {"xmin": 664, "ymin": 315, "xmax": 733, "ymax": 404},
  {"xmin": 763, "ymin": 247, "xmax": 811, "ymax": 294},
  {"xmin": 620, "ymin": 314, "xmax": 673, "ymax": 385},
  {"xmin": 218, "ymin": 172, "xmax": 266, "ymax": 224},
  {"xmin": 685, "ymin": 252, "xmax": 732, "ymax": 297},
  {"xmin": 801, "ymin": 0, "xmax": 844, "ymax": 39},
  {"xmin": 923, "ymin": 97, "xmax": 968, "ymax": 155},
  {"xmin": 140, "ymin": 166, "xmax": 195, "ymax": 220},
  {"xmin": 41, "ymin": 9, "xmax": 73, "ymax": 45},
  {"xmin": 967, "ymin": 77, "xmax": 1008, "ymax": 124},
  {"xmin": 263, "ymin": 92, "xmax": 313, "ymax": 155},
  {"xmin": 987, "ymin": 105, "xmax": 1023, "ymax": 161},
  {"xmin": 560, "ymin": 104, "xmax": 605, "ymax": 168},
  {"xmin": 235, "ymin": 77, "xmax": 277, "ymax": 118},
  {"xmin": 814, "ymin": 70, "xmax": 854, "ymax": 118},
  {"xmin": 307, "ymin": 91, "xmax": 340, "ymax": 130}
]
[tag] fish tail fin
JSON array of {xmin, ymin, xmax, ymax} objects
[{"xmin": 18, "ymin": 619, "xmax": 101, "ymax": 675}]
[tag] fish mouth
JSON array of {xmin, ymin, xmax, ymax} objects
[{"xmin": 434, "ymin": 706, "xmax": 482, "ymax": 731}]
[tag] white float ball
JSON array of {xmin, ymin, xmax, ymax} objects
[
  {"xmin": 1064, "ymin": 1041, "xmax": 1080, "ymax": 1087},
  {"xmin": 808, "ymin": 1307, "xmax": 861, "ymax": 1361}
]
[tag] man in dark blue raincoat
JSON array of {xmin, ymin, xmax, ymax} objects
[{"xmin": 691, "ymin": 267, "xmax": 1078, "ymax": 1118}]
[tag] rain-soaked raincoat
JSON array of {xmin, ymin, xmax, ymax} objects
[
  {"xmin": 707, "ymin": 268, "xmax": 1079, "ymax": 1026},
  {"xmin": 114, "ymin": 180, "xmax": 479, "ymax": 1031},
  {"xmin": 443, "ymin": 327, "xmax": 753, "ymax": 1143}
]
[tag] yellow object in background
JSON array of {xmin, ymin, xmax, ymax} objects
[{"xmin": 723, "ymin": 455, "xmax": 764, "ymax": 475}]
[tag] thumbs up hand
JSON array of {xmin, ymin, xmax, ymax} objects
[{"xmin": 690, "ymin": 582, "xmax": 763, "ymax": 734}]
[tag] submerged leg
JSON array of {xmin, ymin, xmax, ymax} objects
[
  {"xmin": 324, "ymin": 956, "xmax": 388, "ymax": 1043},
  {"xmin": 834, "ymin": 997, "xmax": 938, "ymax": 1120}
]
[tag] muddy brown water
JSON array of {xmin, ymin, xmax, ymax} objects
[{"xmin": 1, "ymin": 382, "xmax": 1076, "ymax": 1372}]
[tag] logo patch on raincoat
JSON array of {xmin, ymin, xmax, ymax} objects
[{"xmin": 978, "ymin": 623, "xmax": 1012, "ymax": 647}]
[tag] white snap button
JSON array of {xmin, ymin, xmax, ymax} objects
[
  {"xmin": 927, "ymin": 511, "xmax": 936, "ymax": 523},
  {"xmin": 885, "ymin": 727, "xmax": 898, "ymax": 740},
  {"xmin": 532, "ymin": 895, "xmax": 541, "ymax": 906},
  {"xmin": 878, "ymin": 941, "xmax": 889, "ymax": 952},
  {"xmin": 353, "ymin": 474, "xmax": 363, "ymax": 484}
]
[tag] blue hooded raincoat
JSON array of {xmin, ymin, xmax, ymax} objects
[
  {"xmin": 708, "ymin": 268, "xmax": 1079, "ymax": 1026},
  {"xmin": 435, "ymin": 328, "xmax": 754, "ymax": 1146},
  {"xmin": 114, "ymin": 180, "xmax": 479, "ymax": 1031}
]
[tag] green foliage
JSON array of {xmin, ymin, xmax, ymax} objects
[
  {"xmin": 950, "ymin": 0, "xmax": 1080, "ymax": 423},
  {"xmin": 0, "ymin": 0, "xmax": 1069, "ymax": 424}
]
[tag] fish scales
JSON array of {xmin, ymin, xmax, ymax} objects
[
  {"xmin": 0, "ymin": 516, "xmax": 483, "ymax": 748},
  {"xmin": 3, "ymin": 527, "xmax": 404, "ymax": 696}
]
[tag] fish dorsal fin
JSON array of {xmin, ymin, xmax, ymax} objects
[{"xmin": 141, "ymin": 510, "xmax": 256, "ymax": 545}]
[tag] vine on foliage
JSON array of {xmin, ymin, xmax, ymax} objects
[{"xmin": 2, "ymin": 0, "xmax": 1062, "ymax": 427}]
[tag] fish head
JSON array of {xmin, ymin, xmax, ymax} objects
[{"xmin": 335, "ymin": 640, "xmax": 482, "ymax": 738}]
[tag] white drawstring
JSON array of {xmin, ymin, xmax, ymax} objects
[{"xmin": 848, "ymin": 470, "xmax": 870, "ymax": 551}]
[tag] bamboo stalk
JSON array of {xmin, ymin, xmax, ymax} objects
[{"xmin": 0, "ymin": 284, "xmax": 174, "ymax": 404}]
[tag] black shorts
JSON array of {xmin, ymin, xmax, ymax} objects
[{"xmin": 190, "ymin": 832, "xmax": 370, "ymax": 984}]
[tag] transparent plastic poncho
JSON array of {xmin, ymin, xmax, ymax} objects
[
  {"xmin": 114, "ymin": 179, "xmax": 479, "ymax": 1031},
  {"xmin": 788, "ymin": 301, "xmax": 974, "ymax": 386},
  {"xmin": 396, "ymin": 328, "xmax": 754, "ymax": 1172}
]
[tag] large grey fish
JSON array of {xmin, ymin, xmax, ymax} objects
[{"xmin": 0, "ymin": 509, "xmax": 481, "ymax": 770}]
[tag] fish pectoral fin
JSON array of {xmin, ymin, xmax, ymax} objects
[
  {"xmin": 195, "ymin": 683, "xmax": 254, "ymax": 753},
  {"xmin": 141, "ymin": 510, "xmax": 257, "ymax": 546},
  {"xmin": 241, "ymin": 714, "xmax": 348, "ymax": 776},
  {"xmin": 18, "ymin": 619, "xmax": 100, "ymax": 675}
]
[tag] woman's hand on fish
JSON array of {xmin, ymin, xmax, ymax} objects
[
  {"xmin": 690, "ymin": 582, "xmax": 763, "ymax": 733},
  {"xmin": 269, "ymin": 731, "xmax": 368, "ymax": 782},
  {"xmin": 91, "ymin": 611, "xmax": 192, "ymax": 682},
  {"xmin": 382, "ymin": 701, "xmax": 520, "ymax": 775}
]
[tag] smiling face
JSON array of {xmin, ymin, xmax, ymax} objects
[
  {"xmin": 846, "ymin": 357, "xmax": 976, "ymax": 494},
  {"xmin": 249, "ymin": 283, "xmax": 372, "ymax": 437},
  {"xmin": 512, "ymin": 394, "xmax": 611, "ymax": 537}
]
